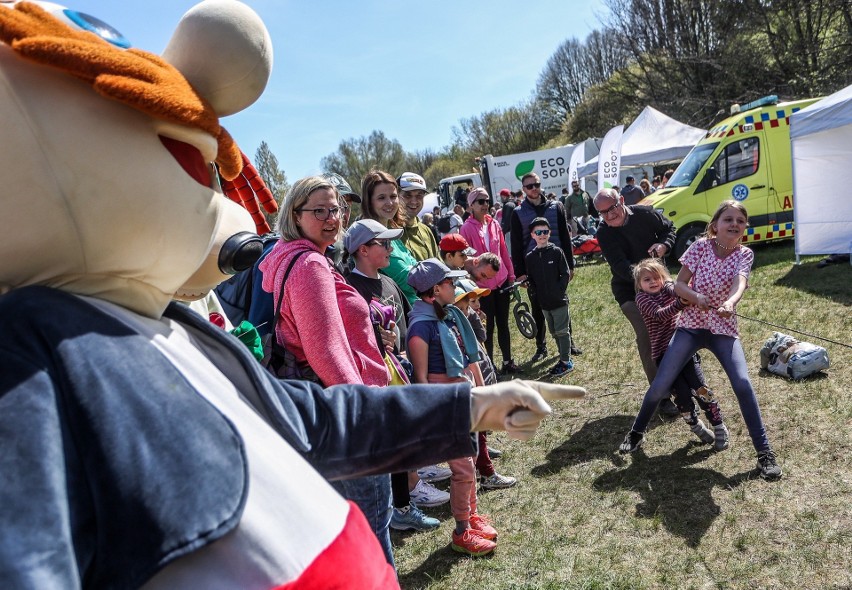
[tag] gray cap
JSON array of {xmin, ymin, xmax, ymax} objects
[
  {"xmin": 406, "ymin": 258, "xmax": 467, "ymax": 292},
  {"xmin": 343, "ymin": 219, "xmax": 402, "ymax": 253},
  {"xmin": 323, "ymin": 172, "xmax": 361, "ymax": 203}
]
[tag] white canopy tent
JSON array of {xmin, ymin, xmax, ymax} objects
[
  {"xmin": 418, "ymin": 192, "xmax": 440, "ymax": 218},
  {"xmin": 577, "ymin": 106, "xmax": 706, "ymax": 178},
  {"xmin": 790, "ymin": 84, "xmax": 852, "ymax": 258}
]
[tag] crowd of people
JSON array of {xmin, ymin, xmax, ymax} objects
[{"xmin": 217, "ymin": 169, "xmax": 783, "ymax": 565}]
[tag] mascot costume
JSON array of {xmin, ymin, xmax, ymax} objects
[{"xmin": 0, "ymin": 2, "xmax": 585, "ymax": 588}]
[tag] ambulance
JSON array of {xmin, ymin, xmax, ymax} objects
[{"xmin": 641, "ymin": 95, "xmax": 819, "ymax": 258}]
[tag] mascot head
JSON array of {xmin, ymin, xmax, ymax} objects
[{"xmin": 0, "ymin": 0, "xmax": 275, "ymax": 317}]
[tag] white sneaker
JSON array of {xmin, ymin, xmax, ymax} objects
[
  {"xmin": 416, "ymin": 464, "xmax": 452, "ymax": 483},
  {"xmin": 410, "ymin": 479, "xmax": 450, "ymax": 507}
]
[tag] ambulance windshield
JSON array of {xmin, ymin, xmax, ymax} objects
[{"xmin": 667, "ymin": 143, "xmax": 718, "ymax": 188}]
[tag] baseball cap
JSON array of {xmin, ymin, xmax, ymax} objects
[
  {"xmin": 439, "ymin": 234, "xmax": 476, "ymax": 256},
  {"xmin": 406, "ymin": 258, "xmax": 467, "ymax": 292},
  {"xmin": 322, "ymin": 172, "xmax": 361, "ymax": 203},
  {"xmin": 397, "ymin": 172, "xmax": 427, "ymax": 192},
  {"xmin": 625, "ymin": 175, "xmax": 635, "ymax": 182},
  {"xmin": 454, "ymin": 278, "xmax": 491, "ymax": 302},
  {"xmin": 343, "ymin": 219, "xmax": 402, "ymax": 253},
  {"xmin": 499, "ymin": 188, "xmax": 511, "ymax": 197},
  {"xmin": 467, "ymin": 187, "xmax": 490, "ymax": 207}
]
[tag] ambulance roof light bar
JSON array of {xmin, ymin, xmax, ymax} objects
[{"xmin": 731, "ymin": 95, "xmax": 779, "ymax": 115}]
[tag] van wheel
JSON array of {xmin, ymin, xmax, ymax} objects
[{"xmin": 673, "ymin": 226, "xmax": 703, "ymax": 259}]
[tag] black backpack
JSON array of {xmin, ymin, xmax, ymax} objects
[
  {"xmin": 436, "ymin": 213, "xmax": 453, "ymax": 234},
  {"xmin": 214, "ymin": 233, "xmax": 279, "ymax": 325}
]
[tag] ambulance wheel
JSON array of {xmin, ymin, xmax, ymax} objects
[{"xmin": 673, "ymin": 225, "xmax": 703, "ymax": 259}]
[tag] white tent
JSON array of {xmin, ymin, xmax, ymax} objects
[
  {"xmin": 790, "ymin": 84, "xmax": 852, "ymax": 257},
  {"xmin": 418, "ymin": 192, "xmax": 440, "ymax": 218},
  {"xmin": 577, "ymin": 106, "xmax": 706, "ymax": 177}
]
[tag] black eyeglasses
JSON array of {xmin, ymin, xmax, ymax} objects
[
  {"xmin": 296, "ymin": 206, "xmax": 342, "ymax": 221},
  {"xmin": 473, "ymin": 198, "xmax": 490, "ymax": 206},
  {"xmin": 533, "ymin": 229, "xmax": 550, "ymax": 236},
  {"xmin": 365, "ymin": 239, "xmax": 392, "ymax": 250},
  {"xmin": 598, "ymin": 201, "xmax": 622, "ymax": 217},
  {"xmin": 523, "ymin": 182, "xmax": 541, "ymax": 190}
]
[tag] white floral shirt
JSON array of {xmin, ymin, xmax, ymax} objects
[{"xmin": 677, "ymin": 238, "xmax": 753, "ymax": 337}]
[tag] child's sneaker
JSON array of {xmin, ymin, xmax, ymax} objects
[
  {"xmin": 469, "ymin": 513, "xmax": 498, "ymax": 540},
  {"xmin": 714, "ymin": 423, "xmax": 730, "ymax": 451},
  {"xmin": 619, "ymin": 430, "xmax": 645, "ymax": 454},
  {"xmin": 479, "ymin": 472, "xmax": 517, "ymax": 489},
  {"xmin": 416, "ymin": 464, "xmax": 452, "ymax": 483},
  {"xmin": 451, "ymin": 529, "xmax": 496, "ymax": 556},
  {"xmin": 390, "ymin": 502, "xmax": 440, "ymax": 531},
  {"xmin": 689, "ymin": 419, "xmax": 714, "ymax": 444},
  {"xmin": 757, "ymin": 450, "xmax": 782, "ymax": 480},
  {"xmin": 410, "ymin": 479, "xmax": 450, "ymax": 507},
  {"xmin": 501, "ymin": 360, "xmax": 523, "ymax": 374},
  {"xmin": 549, "ymin": 359, "xmax": 574, "ymax": 376}
]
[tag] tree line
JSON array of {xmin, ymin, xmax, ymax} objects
[{"xmin": 257, "ymin": 0, "xmax": 851, "ymax": 202}]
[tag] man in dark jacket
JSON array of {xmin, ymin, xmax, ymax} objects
[
  {"xmin": 510, "ymin": 172, "xmax": 579, "ymax": 361},
  {"xmin": 525, "ymin": 217, "xmax": 574, "ymax": 377},
  {"xmin": 593, "ymin": 188, "xmax": 679, "ymax": 415},
  {"xmin": 620, "ymin": 175, "xmax": 645, "ymax": 206}
]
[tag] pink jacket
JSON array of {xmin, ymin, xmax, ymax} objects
[
  {"xmin": 460, "ymin": 215, "xmax": 515, "ymax": 290},
  {"xmin": 260, "ymin": 238, "xmax": 389, "ymax": 387}
]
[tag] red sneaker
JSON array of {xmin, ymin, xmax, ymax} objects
[
  {"xmin": 451, "ymin": 529, "xmax": 496, "ymax": 557},
  {"xmin": 469, "ymin": 513, "xmax": 497, "ymax": 540}
]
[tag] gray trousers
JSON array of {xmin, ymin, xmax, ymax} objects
[{"xmin": 620, "ymin": 300, "xmax": 658, "ymax": 386}]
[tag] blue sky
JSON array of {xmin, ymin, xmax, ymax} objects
[{"xmin": 69, "ymin": 0, "xmax": 604, "ymax": 179}]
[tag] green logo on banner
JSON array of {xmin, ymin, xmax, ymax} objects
[{"xmin": 514, "ymin": 160, "xmax": 535, "ymax": 180}]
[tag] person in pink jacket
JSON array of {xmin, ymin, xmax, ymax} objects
[
  {"xmin": 460, "ymin": 187, "xmax": 522, "ymax": 374},
  {"xmin": 259, "ymin": 175, "xmax": 396, "ymax": 565}
]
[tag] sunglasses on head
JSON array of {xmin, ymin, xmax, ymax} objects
[
  {"xmin": 524, "ymin": 182, "xmax": 541, "ymax": 190},
  {"xmin": 533, "ymin": 229, "xmax": 550, "ymax": 236}
]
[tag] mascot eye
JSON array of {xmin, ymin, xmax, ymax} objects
[{"xmin": 63, "ymin": 9, "xmax": 131, "ymax": 48}]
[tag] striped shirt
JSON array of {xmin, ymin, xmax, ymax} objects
[{"xmin": 636, "ymin": 282, "xmax": 685, "ymax": 360}]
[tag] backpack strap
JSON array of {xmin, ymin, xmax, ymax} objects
[{"xmin": 270, "ymin": 248, "xmax": 311, "ymax": 340}]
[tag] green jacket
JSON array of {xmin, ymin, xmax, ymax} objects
[
  {"xmin": 381, "ymin": 239, "xmax": 419, "ymax": 305},
  {"xmin": 401, "ymin": 218, "xmax": 439, "ymax": 262}
]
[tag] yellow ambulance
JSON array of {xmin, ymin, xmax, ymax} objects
[{"xmin": 641, "ymin": 95, "xmax": 819, "ymax": 258}]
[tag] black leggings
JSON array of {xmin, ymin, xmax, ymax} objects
[
  {"xmin": 479, "ymin": 283, "xmax": 513, "ymax": 364},
  {"xmin": 391, "ymin": 472, "xmax": 410, "ymax": 509}
]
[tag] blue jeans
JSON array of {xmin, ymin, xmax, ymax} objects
[
  {"xmin": 632, "ymin": 328, "xmax": 770, "ymax": 453},
  {"xmin": 331, "ymin": 474, "xmax": 394, "ymax": 566}
]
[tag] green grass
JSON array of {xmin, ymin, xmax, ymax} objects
[{"xmin": 393, "ymin": 242, "xmax": 852, "ymax": 590}]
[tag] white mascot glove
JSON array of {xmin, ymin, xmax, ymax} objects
[{"xmin": 470, "ymin": 379, "xmax": 586, "ymax": 441}]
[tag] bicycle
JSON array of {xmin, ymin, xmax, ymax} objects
[{"xmin": 500, "ymin": 281, "xmax": 537, "ymax": 340}]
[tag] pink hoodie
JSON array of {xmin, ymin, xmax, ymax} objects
[
  {"xmin": 460, "ymin": 215, "xmax": 515, "ymax": 290},
  {"xmin": 260, "ymin": 238, "xmax": 389, "ymax": 387}
]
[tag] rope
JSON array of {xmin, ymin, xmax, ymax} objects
[{"xmin": 735, "ymin": 312, "xmax": 852, "ymax": 350}]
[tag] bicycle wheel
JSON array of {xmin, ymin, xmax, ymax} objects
[{"xmin": 514, "ymin": 303, "xmax": 537, "ymax": 339}]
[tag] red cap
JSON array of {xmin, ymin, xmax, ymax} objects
[
  {"xmin": 499, "ymin": 188, "xmax": 511, "ymax": 197},
  {"xmin": 439, "ymin": 234, "xmax": 476, "ymax": 255}
]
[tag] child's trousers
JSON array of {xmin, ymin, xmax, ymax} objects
[{"xmin": 543, "ymin": 304, "xmax": 572, "ymax": 362}]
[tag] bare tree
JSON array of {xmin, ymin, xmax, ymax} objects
[
  {"xmin": 451, "ymin": 99, "xmax": 561, "ymax": 158},
  {"xmin": 320, "ymin": 130, "xmax": 407, "ymax": 193}
]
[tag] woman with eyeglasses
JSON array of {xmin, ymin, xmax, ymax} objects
[
  {"xmin": 360, "ymin": 169, "xmax": 420, "ymax": 306},
  {"xmin": 460, "ymin": 187, "xmax": 521, "ymax": 375},
  {"xmin": 258, "ymin": 176, "xmax": 395, "ymax": 562}
]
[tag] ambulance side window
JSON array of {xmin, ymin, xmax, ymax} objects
[{"xmin": 712, "ymin": 137, "xmax": 759, "ymax": 185}]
